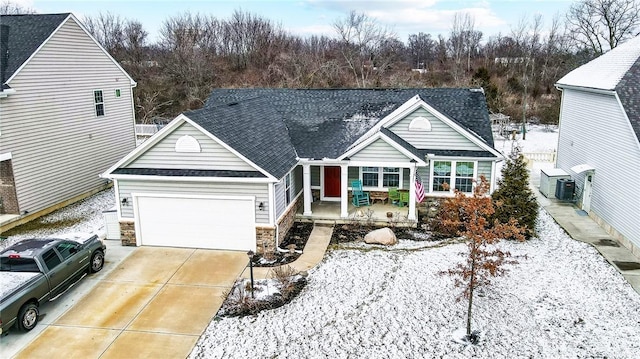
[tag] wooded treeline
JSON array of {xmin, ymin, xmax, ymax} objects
[{"xmin": 3, "ymin": 0, "xmax": 640, "ymax": 124}]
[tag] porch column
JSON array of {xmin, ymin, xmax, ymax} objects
[
  {"xmin": 340, "ymin": 164, "xmax": 348, "ymax": 218},
  {"xmin": 303, "ymin": 164, "xmax": 312, "ymax": 215},
  {"xmin": 408, "ymin": 165, "xmax": 417, "ymax": 221}
]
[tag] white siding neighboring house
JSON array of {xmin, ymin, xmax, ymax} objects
[
  {"xmin": 102, "ymin": 88, "xmax": 502, "ymax": 253},
  {"xmin": 555, "ymin": 35, "xmax": 640, "ymax": 257},
  {"xmin": 0, "ymin": 13, "xmax": 136, "ymax": 232}
]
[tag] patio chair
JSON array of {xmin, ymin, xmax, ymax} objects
[
  {"xmin": 351, "ymin": 180, "xmax": 370, "ymax": 207},
  {"xmin": 397, "ymin": 191, "xmax": 410, "ymax": 207},
  {"xmin": 388, "ymin": 187, "xmax": 400, "ymax": 205}
]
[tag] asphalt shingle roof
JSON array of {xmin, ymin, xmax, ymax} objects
[
  {"xmin": 189, "ymin": 88, "xmax": 494, "ymax": 178},
  {"xmin": 113, "ymin": 168, "xmax": 266, "ymax": 178},
  {"xmin": 185, "ymin": 97, "xmax": 299, "ymax": 179},
  {"xmin": 0, "ymin": 13, "xmax": 69, "ymax": 84},
  {"xmin": 615, "ymin": 57, "xmax": 640, "ymax": 143}
]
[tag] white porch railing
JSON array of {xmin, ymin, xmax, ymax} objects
[
  {"xmin": 523, "ymin": 151, "xmax": 556, "ymax": 163},
  {"xmin": 135, "ymin": 124, "xmax": 160, "ymax": 137}
]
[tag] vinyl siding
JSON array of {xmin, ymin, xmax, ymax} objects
[
  {"xmin": 557, "ymin": 89, "xmax": 640, "ymax": 248},
  {"xmin": 388, "ymin": 108, "xmax": 483, "ymax": 151},
  {"xmin": 0, "ymin": 18, "xmax": 135, "ymax": 214},
  {"xmin": 126, "ymin": 121, "xmax": 255, "ymax": 171},
  {"xmin": 117, "ymin": 179, "xmax": 270, "ymax": 224},
  {"xmin": 350, "ymin": 138, "xmax": 411, "ymax": 162},
  {"xmin": 274, "ymin": 181, "xmax": 285, "ymax": 219},
  {"xmin": 275, "ymin": 166, "xmax": 302, "ymax": 219},
  {"xmin": 478, "ymin": 161, "xmax": 492, "ymax": 180}
]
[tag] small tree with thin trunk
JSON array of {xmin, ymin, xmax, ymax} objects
[{"xmin": 439, "ymin": 176, "xmax": 525, "ymax": 343}]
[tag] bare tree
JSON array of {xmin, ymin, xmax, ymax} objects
[
  {"xmin": 333, "ymin": 11, "xmax": 398, "ymax": 87},
  {"xmin": 0, "ymin": 1, "xmax": 35, "ymax": 14},
  {"xmin": 407, "ymin": 32, "xmax": 435, "ymax": 70},
  {"xmin": 566, "ymin": 0, "xmax": 640, "ymax": 55},
  {"xmin": 448, "ymin": 13, "xmax": 482, "ymax": 84}
]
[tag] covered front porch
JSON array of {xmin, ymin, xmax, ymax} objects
[{"xmin": 296, "ymin": 200, "xmax": 413, "ymax": 226}]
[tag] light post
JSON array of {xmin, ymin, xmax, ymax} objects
[{"xmin": 247, "ymin": 250, "xmax": 255, "ymax": 298}]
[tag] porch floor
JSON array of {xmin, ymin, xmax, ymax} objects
[{"xmin": 296, "ymin": 201, "xmax": 414, "ymax": 227}]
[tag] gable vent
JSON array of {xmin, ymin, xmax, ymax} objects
[
  {"xmin": 175, "ymin": 135, "xmax": 201, "ymax": 153},
  {"xmin": 408, "ymin": 116, "xmax": 432, "ymax": 131}
]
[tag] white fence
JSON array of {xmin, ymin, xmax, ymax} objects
[
  {"xmin": 523, "ymin": 151, "xmax": 556, "ymax": 163},
  {"xmin": 135, "ymin": 124, "xmax": 160, "ymax": 137}
]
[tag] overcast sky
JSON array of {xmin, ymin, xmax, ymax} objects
[{"xmin": 11, "ymin": 0, "xmax": 574, "ymax": 42}]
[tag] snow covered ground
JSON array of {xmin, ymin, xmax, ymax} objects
[
  {"xmin": 190, "ymin": 209, "xmax": 640, "ymax": 358},
  {"xmin": 0, "ymin": 189, "xmax": 115, "ymax": 251},
  {"xmin": 190, "ymin": 126, "xmax": 639, "ymax": 358}
]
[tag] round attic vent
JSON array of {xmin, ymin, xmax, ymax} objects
[
  {"xmin": 175, "ymin": 135, "xmax": 201, "ymax": 153},
  {"xmin": 408, "ymin": 116, "xmax": 432, "ymax": 131}
]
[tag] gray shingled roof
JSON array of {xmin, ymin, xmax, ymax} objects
[
  {"xmin": 184, "ymin": 97, "xmax": 299, "ymax": 179},
  {"xmin": 0, "ymin": 13, "xmax": 69, "ymax": 84},
  {"xmin": 113, "ymin": 168, "xmax": 266, "ymax": 178},
  {"xmin": 615, "ymin": 57, "xmax": 640, "ymax": 143},
  {"xmin": 184, "ymin": 88, "xmax": 494, "ymax": 178}
]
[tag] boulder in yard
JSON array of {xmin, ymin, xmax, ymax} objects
[{"xmin": 364, "ymin": 227, "xmax": 397, "ymax": 245}]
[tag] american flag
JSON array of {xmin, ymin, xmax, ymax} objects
[{"xmin": 415, "ymin": 171, "xmax": 425, "ymax": 203}]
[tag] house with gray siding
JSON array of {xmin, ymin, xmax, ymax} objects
[
  {"xmin": 0, "ymin": 13, "xmax": 136, "ymax": 232},
  {"xmin": 102, "ymin": 88, "xmax": 501, "ymax": 253},
  {"xmin": 555, "ymin": 35, "xmax": 640, "ymax": 257}
]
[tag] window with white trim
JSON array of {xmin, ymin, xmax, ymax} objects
[
  {"xmin": 432, "ymin": 161, "xmax": 452, "ymax": 192},
  {"xmin": 432, "ymin": 160, "xmax": 476, "ymax": 193},
  {"xmin": 285, "ymin": 173, "xmax": 292, "ymax": 205},
  {"xmin": 360, "ymin": 167, "xmax": 403, "ymax": 188},
  {"xmin": 455, "ymin": 162, "xmax": 475, "ymax": 193},
  {"xmin": 94, "ymin": 90, "xmax": 105, "ymax": 117},
  {"xmin": 383, "ymin": 167, "xmax": 400, "ymax": 187},
  {"xmin": 361, "ymin": 167, "xmax": 379, "ymax": 187}
]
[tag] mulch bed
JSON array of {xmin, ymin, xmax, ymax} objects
[{"xmin": 253, "ymin": 222, "xmax": 313, "ymax": 267}]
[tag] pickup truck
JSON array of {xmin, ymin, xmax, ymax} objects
[{"xmin": 0, "ymin": 233, "xmax": 105, "ymax": 335}]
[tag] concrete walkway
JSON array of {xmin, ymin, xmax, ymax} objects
[
  {"xmin": 534, "ymin": 184, "xmax": 640, "ymax": 294},
  {"xmin": 241, "ymin": 224, "xmax": 334, "ymax": 280}
]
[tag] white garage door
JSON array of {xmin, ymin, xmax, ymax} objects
[{"xmin": 135, "ymin": 195, "xmax": 256, "ymax": 251}]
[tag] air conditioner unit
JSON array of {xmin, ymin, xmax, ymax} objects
[
  {"xmin": 539, "ymin": 168, "xmax": 570, "ymax": 198},
  {"xmin": 555, "ymin": 179, "xmax": 575, "ymax": 200}
]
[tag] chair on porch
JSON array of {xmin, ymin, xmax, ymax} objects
[
  {"xmin": 397, "ymin": 191, "xmax": 410, "ymax": 207},
  {"xmin": 351, "ymin": 180, "xmax": 370, "ymax": 207},
  {"xmin": 388, "ymin": 187, "xmax": 400, "ymax": 205}
]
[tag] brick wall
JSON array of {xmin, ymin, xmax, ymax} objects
[
  {"xmin": 119, "ymin": 221, "xmax": 136, "ymax": 246},
  {"xmin": 255, "ymin": 195, "xmax": 303, "ymax": 255}
]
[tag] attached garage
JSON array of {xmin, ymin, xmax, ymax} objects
[{"xmin": 134, "ymin": 194, "xmax": 256, "ymax": 251}]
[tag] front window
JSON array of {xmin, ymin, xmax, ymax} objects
[
  {"xmin": 94, "ymin": 90, "xmax": 105, "ymax": 117},
  {"xmin": 382, "ymin": 167, "xmax": 400, "ymax": 187},
  {"xmin": 362, "ymin": 167, "xmax": 379, "ymax": 187},
  {"xmin": 455, "ymin": 162, "xmax": 475, "ymax": 193},
  {"xmin": 432, "ymin": 161, "xmax": 451, "ymax": 192}
]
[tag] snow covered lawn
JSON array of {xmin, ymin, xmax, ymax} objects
[
  {"xmin": 190, "ymin": 210, "xmax": 640, "ymax": 358},
  {"xmin": 1, "ymin": 189, "xmax": 114, "ymax": 251}
]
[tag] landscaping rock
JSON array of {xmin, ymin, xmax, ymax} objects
[{"xmin": 364, "ymin": 227, "xmax": 397, "ymax": 245}]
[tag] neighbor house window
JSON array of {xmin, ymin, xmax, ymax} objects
[
  {"xmin": 361, "ymin": 167, "xmax": 379, "ymax": 187},
  {"xmin": 285, "ymin": 173, "xmax": 292, "ymax": 205},
  {"xmin": 382, "ymin": 167, "xmax": 400, "ymax": 187},
  {"xmin": 432, "ymin": 161, "xmax": 452, "ymax": 192},
  {"xmin": 94, "ymin": 90, "xmax": 105, "ymax": 117},
  {"xmin": 455, "ymin": 162, "xmax": 475, "ymax": 193},
  {"xmin": 115, "ymin": 88, "xmax": 121, "ymax": 98},
  {"xmin": 432, "ymin": 160, "xmax": 476, "ymax": 193}
]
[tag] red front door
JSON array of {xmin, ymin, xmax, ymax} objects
[{"xmin": 324, "ymin": 166, "xmax": 341, "ymax": 198}]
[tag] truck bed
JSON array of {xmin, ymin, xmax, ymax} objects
[{"xmin": 0, "ymin": 272, "xmax": 42, "ymax": 302}]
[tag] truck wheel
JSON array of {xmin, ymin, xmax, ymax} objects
[
  {"xmin": 90, "ymin": 250, "xmax": 104, "ymax": 273},
  {"xmin": 16, "ymin": 303, "xmax": 39, "ymax": 332}
]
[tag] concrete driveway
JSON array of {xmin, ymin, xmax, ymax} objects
[{"xmin": 8, "ymin": 246, "xmax": 248, "ymax": 359}]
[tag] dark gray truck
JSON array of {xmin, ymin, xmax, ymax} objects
[{"xmin": 0, "ymin": 233, "xmax": 105, "ymax": 335}]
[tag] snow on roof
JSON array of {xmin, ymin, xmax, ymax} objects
[{"xmin": 556, "ymin": 35, "xmax": 640, "ymax": 90}]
